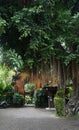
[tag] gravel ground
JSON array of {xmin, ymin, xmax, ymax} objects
[{"xmin": 0, "ymin": 107, "xmax": 79, "ymax": 130}]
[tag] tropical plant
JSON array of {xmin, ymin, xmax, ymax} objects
[
  {"xmin": 0, "ymin": 17, "xmax": 7, "ymax": 35},
  {"xmin": 0, "ymin": 65, "xmax": 15, "ymax": 84},
  {"xmin": 13, "ymin": 93, "xmax": 24, "ymax": 107},
  {"xmin": 25, "ymin": 95, "xmax": 32, "ymax": 104},
  {"xmin": 2, "ymin": 49, "xmax": 24, "ymax": 70},
  {"xmin": 0, "ymin": 64, "xmax": 14, "ymax": 102},
  {"xmin": 24, "ymin": 83, "xmax": 35, "ymax": 93},
  {"xmin": 0, "ymin": 80, "xmax": 13, "ymax": 102}
]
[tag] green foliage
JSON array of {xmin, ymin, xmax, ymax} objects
[
  {"xmin": 0, "ymin": 80, "xmax": 13, "ymax": 102},
  {"xmin": 11, "ymin": 2, "xmax": 54, "ymax": 68},
  {"xmin": 25, "ymin": 96, "xmax": 34, "ymax": 104},
  {"xmin": 35, "ymin": 88, "xmax": 48, "ymax": 108},
  {"xmin": 54, "ymin": 97, "xmax": 64, "ymax": 116},
  {"xmin": 25, "ymin": 95, "xmax": 31, "ymax": 104},
  {"xmin": 0, "ymin": 65, "xmax": 15, "ymax": 84},
  {"xmin": 64, "ymin": 12, "xmax": 79, "ymax": 65},
  {"xmin": 68, "ymin": 86, "xmax": 73, "ymax": 97},
  {"xmin": 54, "ymin": 89, "xmax": 65, "ymax": 116},
  {"xmin": 56, "ymin": 89, "xmax": 64, "ymax": 98},
  {"xmin": 0, "ymin": 65, "xmax": 8, "ymax": 85},
  {"xmin": 4, "ymin": 84, "xmax": 13, "ymax": 104},
  {"xmin": 0, "ymin": 64, "xmax": 14, "ymax": 102},
  {"xmin": 13, "ymin": 93, "xmax": 24, "ymax": 107},
  {"xmin": 24, "ymin": 83, "xmax": 35, "ymax": 93},
  {"xmin": 2, "ymin": 49, "xmax": 23, "ymax": 70},
  {"xmin": 0, "ymin": 80, "xmax": 5, "ymax": 91},
  {"xmin": 0, "ymin": 17, "xmax": 7, "ymax": 34},
  {"xmin": 26, "ymin": 59, "xmax": 34, "ymax": 69},
  {"xmin": 65, "ymin": 86, "xmax": 73, "ymax": 98},
  {"xmin": 4, "ymin": 83, "xmax": 13, "ymax": 92},
  {"xmin": 24, "ymin": 84, "xmax": 35, "ymax": 104},
  {"xmin": 0, "ymin": 0, "xmax": 79, "ymax": 74},
  {"xmin": 0, "ymin": 80, "xmax": 5, "ymax": 101}
]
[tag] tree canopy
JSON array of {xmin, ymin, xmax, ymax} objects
[{"xmin": 0, "ymin": 0, "xmax": 79, "ymax": 86}]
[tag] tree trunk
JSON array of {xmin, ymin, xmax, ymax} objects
[
  {"xmin": 72, "ymin": 60, "xmax": 77, "ymax": 97},
  {"xmin": 41, "ymin": 61, "xmax": 47, "ymax": 84},
  {"xmin": 76, "ymin": 63, "xmax": 79, "ymax": 97},
  {"xmin": 62, "ymin": 63, "xmax": 66, "ymax": 89},
  {"xmin": 64, "ymin": 61, "xmax": 79, "ymax": 116},
  {"xmin": 51, "ymin": 56, "xmax": 58, "ymax": 86},
  {"xmin": 58, "ymin": 60, "xmax": 64, "ymax": 89}
]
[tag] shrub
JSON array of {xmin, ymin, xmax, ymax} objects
[
  {"xmin": 25, "ymin": 96, "xmax": 35, "ymax": 104},
  {"xmin": 25, "ymin": 96, "xmax": 32, "ymax": 104},
  {"xmin": 35, "ymin": 88, "xmax": 48, "ymax": 108},
  {"xmin": 54, "ymin": 89, "xmax": 65, "ymax": 116},
  {"xmin": 54, "ymin": 97, "xmax": 64, "ymax": 116},
  {"xmin": 13, "ymin": 93, "xmax": 24, "ymax": 107},
  {"xmin": 0, "ymin": 80, "xmax": 14, "ymax": 103},
  {"xmin": 65, "ymin": 86, "xmax": 73, "ymax": 98},
  {"xmin": 0, "ymin": 65, "xmax": 15, "ymax": 102},
  {"xmin": 24, "ymin": 83, "xmax": 35, "ymax": 93},
  {"xmin": 56, "ymin": 89, "xmax": 64, "ymax": 98}
]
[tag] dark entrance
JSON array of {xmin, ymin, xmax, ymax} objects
[{"xmin": 43, "ymin": 86, "xmax": 57, "ymax": 108}]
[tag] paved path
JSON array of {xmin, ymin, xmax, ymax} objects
[{"xmin": 0, "ymin": 107, "xmax": 79, "ymax": 130}]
